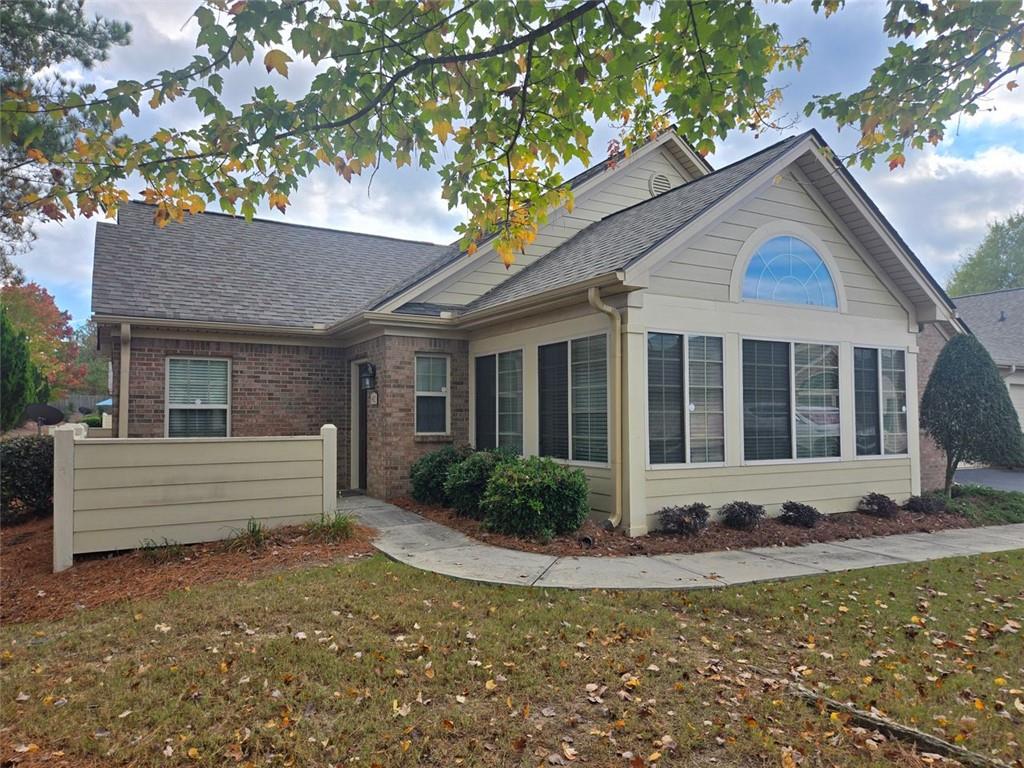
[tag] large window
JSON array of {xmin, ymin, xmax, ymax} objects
[
  {"xmin": 415, "ymin": 355, "xmax": 449, "ymax": 434},
  {"xmin": 742, "ymin": 236, "xmax": 838, "ymax": 309},
  {"xmin": 166, "ymin": 358, "xmax": 229, "ymax": 437},
  {"xmin": 854, "ymin": 347, "xmax": 908, "ymax": 456},
  {"xmin": 474, "ymin": 350, "xmax": 523, "ymax": 453},
  {"xmin": 647, "ymin": 333, "xmax": 724, "ymax": 465},
  {"xmin": 538, "ymin": 335, "xmax": 608, "ymax": 463},
  {"xmin": 742, "ymin": 340, "xmax": 840, "ymax": 461}
]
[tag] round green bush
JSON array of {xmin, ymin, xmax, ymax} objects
[
  {"xmin": 409, "ymin": 445, "xmax": 471, "ymax": 505},
  {"xmin": 481, "ymin": 456, "xmax": 589, "ymax": 540},
  {"xmin": 1, "ymin": 435, "xmax": 54, "ymax": 524},
  {"xmin": 81, "ymin": 413, "xmax": 102, "ymax": 428},
  {"xmin": 444, "ymin": 450, "xmax": 507, "ymax": 519}
]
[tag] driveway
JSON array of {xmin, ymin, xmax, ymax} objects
[{"xmin": 955, "ymin": 467, "xmax": 1024, "ymax": 492}]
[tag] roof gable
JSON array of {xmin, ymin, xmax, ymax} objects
[{"xmin": 954, "ymin": 288, "xmax": 1024, "ymax": 365}]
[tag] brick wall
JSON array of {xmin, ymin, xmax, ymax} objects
[
  {"xmin": 107, "ymin": 329, "xmax": 469, "ymax": 501},
  {"xmin": 917, "ymin": 323, "xmax": 948, "ymax": 491}
]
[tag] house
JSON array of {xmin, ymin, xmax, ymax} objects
[
  {"xmin": 91, "ymin": 129, "xmax": 963, "ymax": 536},
  {"xmin": 953, "ymin": 287, "xmax": 1024, "ymax": 427}
]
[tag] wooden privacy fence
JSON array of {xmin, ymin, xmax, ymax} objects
[{"xmin": 52, "ymin": 424, "xmax": 338, "ymax": 572}]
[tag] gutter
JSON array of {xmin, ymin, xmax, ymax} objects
[{"xmin": 586, "ymin": 286, "xmax": 623, "ymax": 530}]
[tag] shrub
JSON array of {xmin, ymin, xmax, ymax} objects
[
  {"xmin": 306, "ymin": 512, "xmax": 356, "ymax": 542},
  {"xmin": 778, "ymin": 500, "xmax": 822, "ymax": 528},
  {"xmin": 481, "ymin": 456, "xmax": 589, "ymax": 540},
  {"xmin": 858, "ymin": 492, "xmax": 900, "ymax": 518},
  {"xmin": 658, "ymin": 503, "xmax": 710, "ymax": 536},
  {"xmin": 719, "ymin": 501, "xmax": 765, "ymax": 531},
  {"xmin": 410, "ymin": 445, "xmax": 472, "ymax": 505},
  {"xmin": 921, "ymin": 334, "xmax": 1024, "ymax": 494},
  {"xmin": 903, "ymin": 492, "xmax": 947, "ymax": 515},
  {"xmin": 81, "ymin": 413, "xmax": 102, "ymax": 427},
  {"xmin": 0, "ymin": 436, "xmax": 54, "ymax": 524},
  {"xmin": 444, "ymin": 450, "xmax": 507, "ymax": 519}
]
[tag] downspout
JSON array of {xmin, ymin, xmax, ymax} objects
[{"xmin": 587, "ymin": 287, "xmax": 622, "ymax": 529}]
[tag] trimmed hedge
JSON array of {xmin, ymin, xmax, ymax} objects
[
  {"xmin": 410, "ymin": 445, "xmax": 472, "ymax": 505},
  {"xmin": 719, "ymin": 501, "xmax": 765, "ymax": 530},
  {"xmin": 658, "ymin": 503, "xmax": 709, "ymax": 536},
  {"xmin": 444, "ymin": 450, "xmax": 507, "ymax": 519},
  {"xmin": 778, "ymin": 500, "xmax": 822, "ymax": 528},
  {"xmin": 1, "ymin": 436, "xmax": 54, "ymax": 524},
  {"xmin": 481, "ymin": 456, "xmax": 589, "ymax": 540},
  {"xmin": 903, "ymin": 492, "xmax": 947, "ymax": 515},
  {"xmin": 81, "ymin": 413, "xmax": 102, "ymax": 428},
  {"xmin": 858, "ymin": 492, "xmax": 900, "ymax": 519}
]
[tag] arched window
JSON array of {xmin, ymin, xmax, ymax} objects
[{"xmin": 742, "ymin": 236, "xmax": 838, "ymax": 309}]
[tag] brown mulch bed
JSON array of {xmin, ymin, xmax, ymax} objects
[
  {"xmin": 391, "ymin": 497, "xmax": 975, "ymax": 558},
  {"xmin": 0, "ymin": 516, "xmax": 375, "ymax": 625}
]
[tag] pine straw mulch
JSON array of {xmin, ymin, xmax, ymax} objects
[
  {"xmin": 391, "ymin": 497, "xmax": 976, "ymax": 558},
  {"xmin": 0, "ymin": 516, "xmax": 375, "ymax": 625}
]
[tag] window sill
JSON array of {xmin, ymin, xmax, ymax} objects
[{"xmin": 414, "ymin": 434, "xmax": 454, "ymax": 444}]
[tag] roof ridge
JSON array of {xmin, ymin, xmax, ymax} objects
[
  {"xmin": 951, "ymin": 286, "xmax": 1024, "ymax": 299},
  {"xmin": 120, "ymin": 199, "xmax": 449, "ymax": 248}
]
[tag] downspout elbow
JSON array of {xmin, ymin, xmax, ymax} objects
[{"xmin": 587, "ymin": 287, "xmax": 623, "ymax": 529}]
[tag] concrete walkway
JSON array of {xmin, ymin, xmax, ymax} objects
[
  {"xmin": 338, "ymin": 496, "xmax": 1024, "ymax": 590},
  {"xmin": 955, "ymin": 467, "xmax": 1024, "ymax": 492}
]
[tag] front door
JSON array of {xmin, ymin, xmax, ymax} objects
[{"xmin": 357, "ymin": 386, "xmax": 368, "ymax": 491}]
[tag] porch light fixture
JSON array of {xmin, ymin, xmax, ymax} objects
[{"xmin": 359, "ymin": 362, "xmax": 377, "ymax": 391}]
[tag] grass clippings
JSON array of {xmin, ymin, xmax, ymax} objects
[
  {"xmin": 1, "ymin": 551, "xmax": 1022, "ymax": 767},
  {"xmin": 0, "ymin": 516, "xmax": 375, "ymax": 625}
]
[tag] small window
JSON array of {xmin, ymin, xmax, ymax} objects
[
  {"xmin": 647, "ymin": 333, "xmax": 724, "ymax": 465},
  {"xmin": 166, "ymin": 358, "xmax": 229, "ymax": 437},
  {"xmin": 854, "ymin": 347, "xmax": 908, "ymax": 456},
  {"xmin": 538, "ymin": 335, "xmax": 608, "ymax": 463},
  {"xmin": 415, "ymin": 355, "xmax": 449, "ymax": 434},
  {"xmin": 742, "ymin": 340, "xmax": 791, "ymax": 461},
  {"xmin": 794, "ymin": 343, "xmax": 840, "ymax": 459},
  {"xmin": 742, "ymin": 236, "xmax": 838, "ymax": 309},
  {"xmin": 474, "ymin": 350, "xmax": 523, "ymax": 454}
]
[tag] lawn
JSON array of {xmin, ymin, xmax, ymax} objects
[{"xmin": 2, "ymin": 551, "xmax": 1022, "ymax": 767}]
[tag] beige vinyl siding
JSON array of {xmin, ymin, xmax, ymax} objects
[
  {"xmin": 469, "ymin": 305, "xmax": 617, "ymax": 515},
  {"xmin": 1006, "ymin": 369, "xmax": 1024, "ymax": 427},
  {"xmin": 70, "ymin": 436, "xmax": 325, "ymax": 553},
  {"xmin": 643, "ymin": 458, "xmax": 912, "ymax": 528},
  {"xmin": 648, "ymin": 172, "xmax": 906, "ymax": 321},
  {"xmin": 427, "ymin": 149, "xmax": 690, "ymax": 306}
]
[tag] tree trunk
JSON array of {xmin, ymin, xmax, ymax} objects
[{"xmin": 944, "ymin": 454, "xmax": 958, "ymax": 498}]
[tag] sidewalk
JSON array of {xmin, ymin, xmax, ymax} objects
[{"xmin": 337, "ymin": 496, "xmax": 1024, "ymax": 590}]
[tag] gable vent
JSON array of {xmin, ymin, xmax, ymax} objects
[{"xmin": 648, "ymin": 172, "xmax": 673, "ymax": 197}]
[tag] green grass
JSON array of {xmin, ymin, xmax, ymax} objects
[
  {"xmin": 304, "ymin": 511, "xmax": 357, "ymax": 542},
  {"xmin": 2, "ymin": 552, "xmax": 1022, "ymax": 767},
  {"xmin": 952, "ymin": 485, "xmax": 1024, "ymax": 524}
]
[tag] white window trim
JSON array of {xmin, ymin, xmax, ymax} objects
[
  {"xmin": 853, "ymin": 345, "xmax": 910, "ymax": 460},
  {"xmin": 644, "ymin": 330, "xmax": 727, "ymax": 470},
  {"xmin": 414, "ymin": 353, "xmax": 451, "ymax": 436},
  {"xmin": 537, "ymin": 331, "xmax": 611, "ymax": 469},
  {"xmin": 164, "ymin": 356, "xmax": 231, "ymax": 438},
  {"xmin": 472, "ymin": 348, "xmax": 525, "ymax": 454},
  {"xmin": 739, "ymin": 336, "xmax": 842, "ymax": 466}
]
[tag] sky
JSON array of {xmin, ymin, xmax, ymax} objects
[{"xmin": 15, "ymin": 0, "xmax": 1024, "ymax": 326}]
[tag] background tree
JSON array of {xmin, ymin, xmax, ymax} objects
[
  {"xmin": 72, "ymin": 318, "xmax": 109, "ymax": 394},
  {"xmin": 946, "ymin": 211, "xmax": 1024, "ymax": 296},
  {"xmin": 2, "ymin": 1, "xmax": 1021, "ymax": 261},
  {"xmin": 0, "ymin": 305, "xmax": 41, "ymax": 431},
  {"xmin": 0, "ymin": 0, "xmax": 130, "ymax": 259},
  {"xmin": 0, "ymin": 282, "xmax": 84, "ymax": 397},
  {"xmin": 921, "ymin": 334, "xmax": 1024, "ymax": 495}
]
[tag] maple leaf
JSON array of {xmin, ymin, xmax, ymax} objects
[{"xmin": 263, "ymin": 49, "xmax": 292, "ymax": 77}]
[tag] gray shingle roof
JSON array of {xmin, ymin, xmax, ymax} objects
[
  {"xmin": 92, "ymin": 202, "xmax": 452, "ymax": 328},
  {"xmin": 953, "ymin": 288, "xmax": 1024, "ymax": 365},
  {"xmin": 466, "ymin": 133, "xmax": 804, "ymax": 312}
]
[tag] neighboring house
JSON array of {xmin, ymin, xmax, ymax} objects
[
  {"xmin": 91, "ymin": 129, "xmax": 963, "ymax": 536},
  {"xmin": 953, "ymin": 287, "xmax": 1024, "ymax": 428}
]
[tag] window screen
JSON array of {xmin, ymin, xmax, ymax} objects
[
  {"xmin": 794, "ymin": 343, "xmax": 840, "ymax": 458},
  {"xmin": 167, "ymin": 358, "xmax": 229, "ymax": 437},
  {"xmin": 742, "ymin": 340, "xmax": 791, "ymax": 460},
  {"xmin": 647, "ymin": 333, "xmax": 684, "ymax": 464},
  {"xmin": 475, "ymin": 355, "xmax": 497, "ymax": 449},
  {"xmin": 497, "ymin": 350, "xmax": 523, "ymax": 453},
  {"xmin": 570, "ymin": 335, "xmax": 608, "ymax": 462},
  {"xmin": 415, "ymin": 355, "xmax": 448, "ymax": 433},
  {"xmin": 688, "ymin": 336, "xmax": 725, "ymax": 463},
  {"xmin": 538, "ymin": 342, "xmax": 569, "ymax": 459},
  {"xmin": 854, "ymin": 347, "xmax": 881, "ymax": 455}
]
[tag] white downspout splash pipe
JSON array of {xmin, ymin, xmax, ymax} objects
[{"xmin": 587, "ymin": 287, "xmax": 622, "ymax": 529}]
